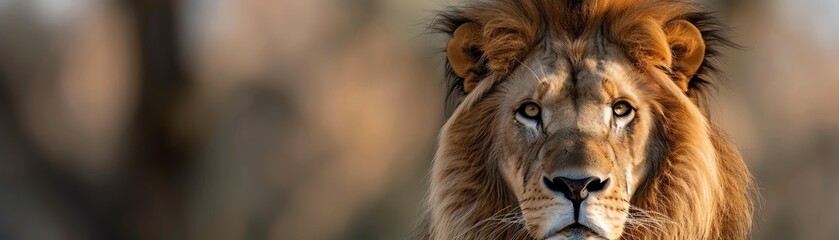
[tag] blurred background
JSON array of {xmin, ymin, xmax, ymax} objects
[{"xmin": 0, "ymin": 0, "xmax": 836, "ymax": 239}]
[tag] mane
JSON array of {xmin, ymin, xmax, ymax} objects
[
  {"xmin": 424, "ymin": 0, "xmax": 754, "ymax": 239},
  {"xmin": 432, "ymin": 0, "xmax": 735, "ymax": 110}
]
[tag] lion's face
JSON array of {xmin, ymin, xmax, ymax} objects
[
  {"xmin": 429, "ymin": 1, "xmax": 754, "ymax": 240},
  {"xmin": 495, "ymin": 43, "xmax": 654, "ymax": 240}
]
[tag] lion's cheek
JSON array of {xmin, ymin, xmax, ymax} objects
[
  {"xmin": 500, "ymin": 155, "xmax": 526, "ymax": 198},
  {"xmin": 582, "ymin": 198, "xmax": 631, "ymax": 239}
]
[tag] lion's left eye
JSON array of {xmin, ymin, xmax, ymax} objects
[{"xmin": 612, "ymin": 101, "xmax": 634, "ymax": 118}]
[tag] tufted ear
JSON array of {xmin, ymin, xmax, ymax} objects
[
  {"xmin": 447, "ymin": 22, "xmax": 484, "ymax": 94},
  {"xmin": 664, "ymin": 20, "xmax": 706, "ymax": 93}
]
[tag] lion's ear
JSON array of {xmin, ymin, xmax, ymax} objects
[
  {"xmin": 664, "ymin": 20, "xmax": 705, "ymax": 93},
  {"xmin": 447, "ymin": 22, "xmax": 484, "ymax": 94}
]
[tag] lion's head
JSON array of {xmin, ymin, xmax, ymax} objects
[{"xmin": 425, "ymin": 0, "xmax": 754, "ymax": 239}]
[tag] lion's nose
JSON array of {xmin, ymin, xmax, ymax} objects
[{"xmin": 543, "ymin": 176, "xmax": 609, "ymax": 204}]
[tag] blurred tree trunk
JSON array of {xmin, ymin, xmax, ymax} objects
[{"xmin": 121, "ymin": 0, "xmax": 192, "ymax": 238}]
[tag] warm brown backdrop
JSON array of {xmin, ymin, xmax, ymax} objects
[{"xmin": 0, "ymin": 0, "xmax": 837, "ymax": 239}]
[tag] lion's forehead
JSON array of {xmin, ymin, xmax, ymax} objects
[
  {"xmin": 523, "ymin": 50, "xmax": 634, "ymax": 133},
  {"xmin": 533, "ymin": 42, "xmax": 633, "ymax": 97}
]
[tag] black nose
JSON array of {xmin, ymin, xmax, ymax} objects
[
  {"xmin": 543, "ymin": 176, "xmax": 609, "ymax": 204},
  {"xmin": 543, "ymin": 176, "xmax": 608, "ymax": 220}
]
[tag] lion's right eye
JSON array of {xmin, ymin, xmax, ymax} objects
[
  {"xmin": 515, "ymin": 102, "xmax": 542, "ymax": 132},
  {"xmin": 516, "ymin": 102, "xmax": 541, "ymax": 121}
]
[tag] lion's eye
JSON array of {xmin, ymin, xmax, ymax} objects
[
  {"xmin": 516, "ymin": 102, "xmax": 541, "ymax": 120},
  {"xmin": 612, "ymin": 101, "xmax": 634, "ymax": 117}
]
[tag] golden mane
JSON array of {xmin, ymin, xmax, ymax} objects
[
  {"xmin": 434, "ymin": 0, "xmax": 733, "ymax": 107},
  {"xmin": 421, "ymin": 0, "xmax": 755, "ymax": 239}
]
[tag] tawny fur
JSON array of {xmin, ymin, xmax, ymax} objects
[{"xmin": 422, "ymin": 0, "xmax": 754, "ymax": 239}]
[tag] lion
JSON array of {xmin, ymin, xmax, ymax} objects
[{"xmin": 419, "ymin": 0, "xmax": 755, "ymax": 239}]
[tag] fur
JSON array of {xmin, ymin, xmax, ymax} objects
[{"xmin": 422, "ymin": 0, "xmax": 754, "ymax": 239}]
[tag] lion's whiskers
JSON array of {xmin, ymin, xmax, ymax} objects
[
  {"xmin": 515, "ymin": 58, "xmax": 546, "ymax": 81},
  {"xmin": 453, "ymin": 205, "xmax": 529, "ymax": 240},
  {"xmin": 624, "ymin": 205, "xmax": 673, "ymax": 234}
]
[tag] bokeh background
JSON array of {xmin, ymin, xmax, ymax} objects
[{"xmin": 0, "ymin": 0, "xmax": 837, "ymax": 239}]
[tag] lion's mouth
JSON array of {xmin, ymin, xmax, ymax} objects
[{"xmin": 544, "ymin": 223, "xmax": 605, "ymax": 240}]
